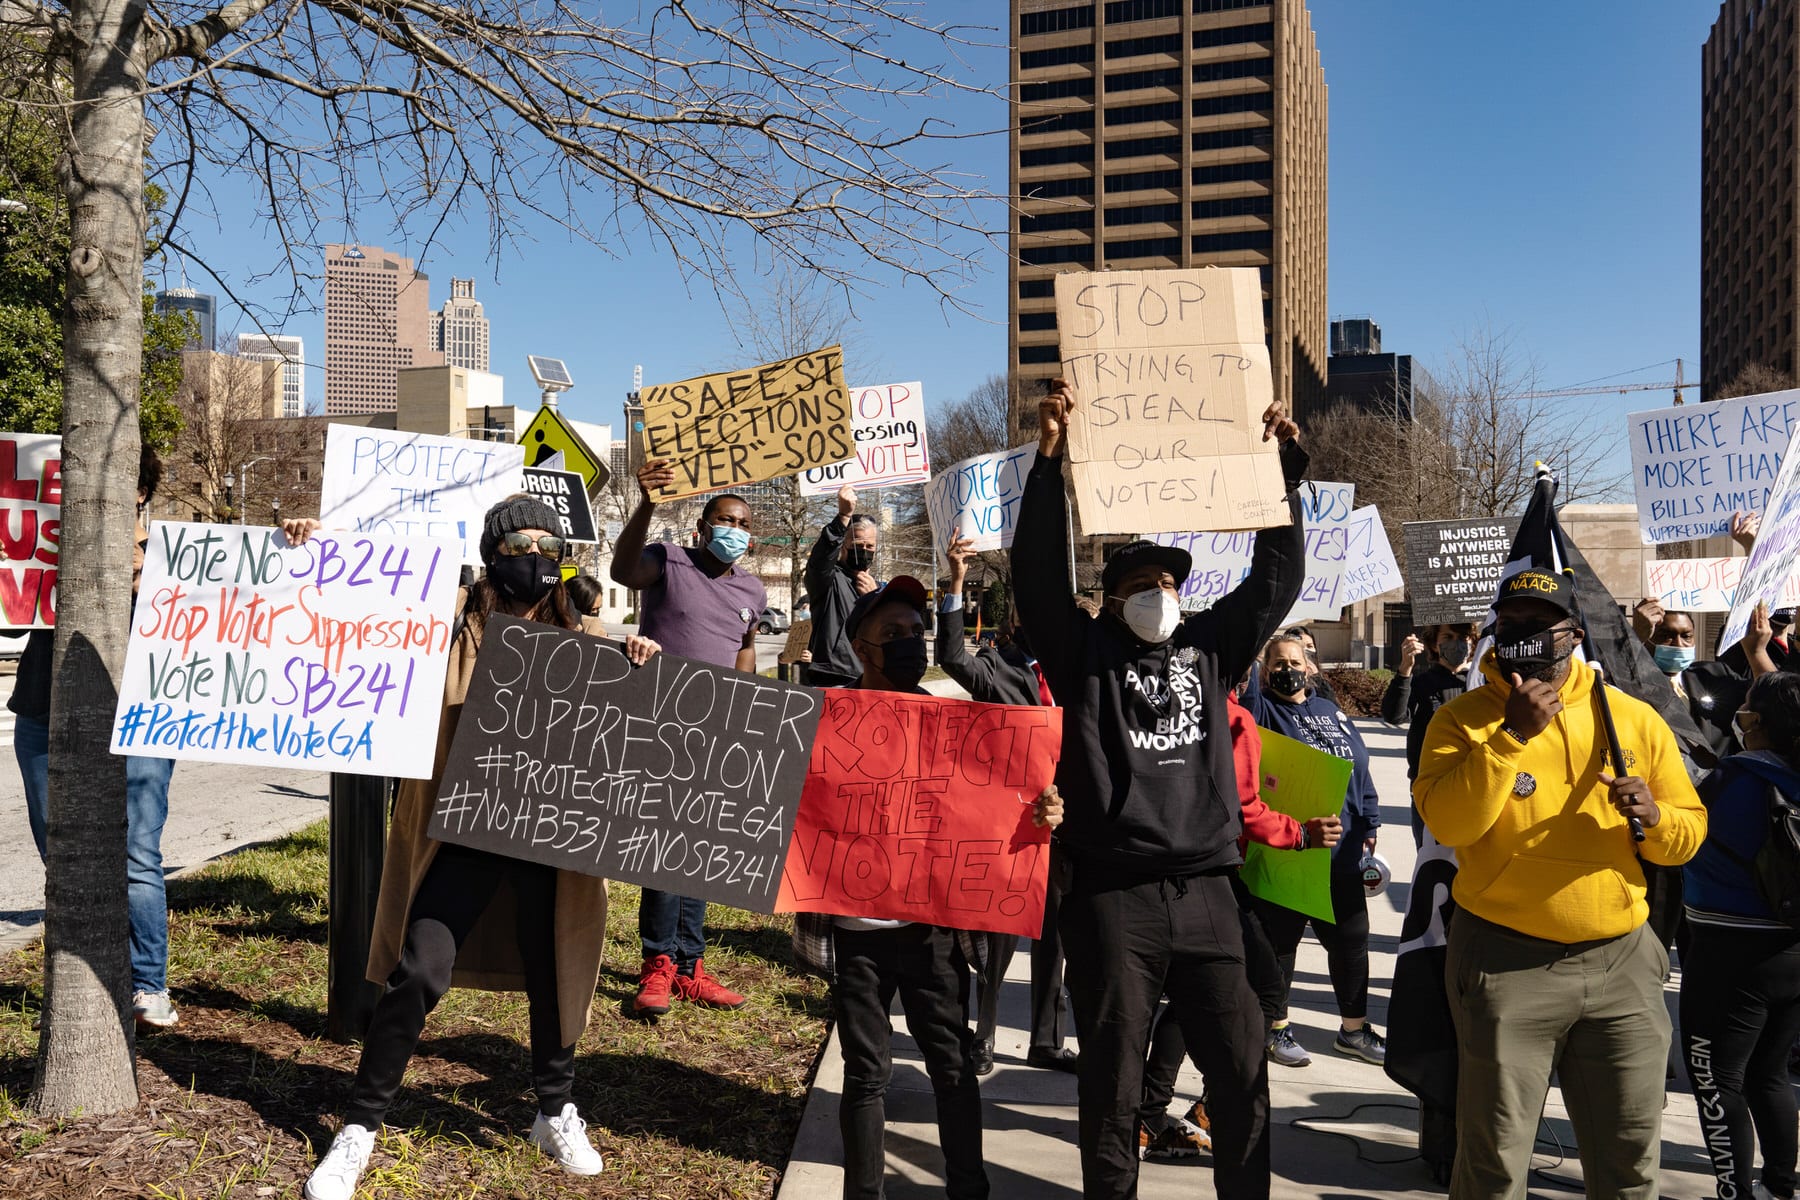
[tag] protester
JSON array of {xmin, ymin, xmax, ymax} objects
[
  {"xmin": 1014, "ymin": 375, "xmax": 1307, "ymax": 1200},
  {"xmin": 830, "ymin": 572, "xmax": 1063, "ymax": 1200},
  {"xmin": 565, "ymin": 573, "xmax": 604, "ymax": 620},
  {"xmin": 937, "ymin": 531, "xmax": 1075, "ymax": 1076},
  {"xmin": 1380, "ymin": 623, "xmax": 1474, "ymax": 846},
  {"xmin": 1416, "ymin": 566, "xmax": 1707, "ymax": 1200},
  {"xmin": 804, "ymin": 483, "xmax": 879, "ymax": 688},
  {"xmin": 1680, "ymin": 670, "xmax": 1800, "ymax": 1200},
  {"xmin": 1283, "ymin": 624, "xmax": 1336, "ymax": 703},
  {"xmin": 1242, "ymin": 634, "xmax": 1386, "ymax": 1068},
  {"xmin": 1678, "ymin": 511, "xmax": 1776, "ymax": 758},
  {"xmin": 300, "ymin": 497, "xmax": 661, "ymax": 1200},
  {"xmin": 610, "ymin": 461, "xmax": 764, "ymax": 1016},
  {"xmin": 14, "ymin": 447, "xmax": 180, "ymax": 1029}
]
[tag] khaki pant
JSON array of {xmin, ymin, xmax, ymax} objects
[{"xmin": 1445, "ymin": 912, "xmax": 1671, "ymax": 1200}]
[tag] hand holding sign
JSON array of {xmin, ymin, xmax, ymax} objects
[
  {"xmin": 1039, "ymin": 379, "xmax": 1072, "ymax": 457},
  {"xmin": 1262, "ymin": 402, "xmax": 1299, "ymax": 444},
  {"xmin": 639, "ymin": 457, "xmax": 677, "ymax": 501}
]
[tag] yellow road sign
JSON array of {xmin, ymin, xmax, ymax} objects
[{"xmin": 520, "ymin": 407, "xmax": 609, "ymax": 495}]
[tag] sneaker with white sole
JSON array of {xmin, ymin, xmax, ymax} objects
[
  {"xmin": 1265, "ymin": 1024, "xmax": 1311, "ymax": 1068},
  {"xmin": 132, "ymin": 990, "xmax": 179, "ymax": 1028},
  {"xmin": 1334, "ymin": 1024, "xmax": 1387, "ymax": 1065},
  {"xmin": 303, "ymin": 1123, "xmax": 376, "ymax": 1200},
  {"xmin": 530, "ymin": 1102, "xmax": 604, "ymax": 1175}
]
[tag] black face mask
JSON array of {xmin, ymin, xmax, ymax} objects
[
  {"xmin": 844, "ymin": 546, "xmax": 875, "ymax": 574},
  {"xmin": 1268, "ymin": 666, "xmax": 1308, "ymax": 697},
  {"xmin": 489, "ymin": 553, "xmax": 560, "ymax": 605},
  {"xmin": 870, "ymin": 635, "xmax": 929, "ymax": 688},
  {"xmin": 1494, "ymin": 623, "xmax": 1574, "ymax": 683}
]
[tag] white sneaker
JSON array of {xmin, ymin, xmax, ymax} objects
[
  {"xmin": 303, "ymin": 1123, "xmax": 376, "ymax": 1200},
  {"xmin": 132, "ymin": 990, "xmax": 179, "ymax": 1028},
  {"xmin": 530, "ymin": 1103, "xmax": 604, "ymax": 1176}
]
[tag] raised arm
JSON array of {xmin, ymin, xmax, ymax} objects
[
  {"xmin": 1381, "ymin": 635, "xmax": 1421, "ymax": 725},
  {"xmin": 935, "ymin": 531, "xmax": 1007, "ymax": 700},
  {"xmin": 1208, "ymin": 409, "xmax": 1309, "ymax": 687},
  {"xmin": 610, "ymin": 458, "xmax": 672, "ymax": 590},
  {"xmin": 1011, "ymin": 380, "xmax": 1086, "ymax": 682},
  {"xmin": 805, "ymin": 485, "xmax": 854, "ymax": 599}
]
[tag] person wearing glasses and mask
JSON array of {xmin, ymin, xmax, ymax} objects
[
  {"xmin": 803, "ymin": 482, "xmax": 880, "ymax": 688},
  {"xmin": 1381, "ymin": 622, "xmax": 1476, "ymax": 847},
  {"xmin": 298, "ymin": 496, "xmax": 662, "ymax": 1200},
  {"xmin": 1416, "ymin": 567, "xmax": 1706, "ymax": 1200},
  {"xmin": 1011, "ymin": 376, "xmax": 1308, "ymax": 1200},
  {"xmin": 611, "ymin": 459, "xmax": 765, "ymax": 1018}
]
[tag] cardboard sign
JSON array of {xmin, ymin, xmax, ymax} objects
[
  {"xmin": 1147, "ymin": 481, "xmax": 1354, "ymax": 620},
  {"xmin": 1055, "ymin": 267, "xmax": 1288, "ymax": 536},
  {"xmin": 779, "ymin": 618, "xmax": 813, "ymax": 665},
  {"xmin": 1240, "ymin": 730, "xmax": 1352, "ymax": 925},
  {"xmin": 521, "ymin": 467, "xmax": 598, "ymax": 543},
  {"xmin": 111, "ymin": 523, "xmax": 459, "ymax": 777},
  {"xmin": 799, "ymin": 382, "xmax": 931, "ymax": 495},
  {"xmin": 1724, "ymin": 424, "xmax": 1800, "ymax": 646},
  {"xmin": 1643, "ymin": 556, "xmax": 1800, "ymax": 613},
  {"xmin": 923, "ymin": 444, "xmax": 1038, "ymax": 570},
  {"xmin": 429, "ymin": 615, "xmax": 820, "ymax": 910},
  {"xmin": 0, "ymin": 433, "xmax": 61, "ymax": 628},
  {"xmin": 320, "ymin": 425, "xmax": 525, "ymax": 565},
  {"xmin": 1339, "ymin": 506, "xmax": 1404, "ymax": 605},
  {"xmin": 1402, "ymin": 518, "xmax": 1524, "ymax": 624},
  {"xmin": 776, "ymin": 689, "xmax": 1062, "ymax": 938},
  {"xmin": 639, "ymin": 345, "xmax": 851, "ymax": 501},
  {"xmin": 1629, "ymin": 389, "xmax": 1800, "ymax": 544}
]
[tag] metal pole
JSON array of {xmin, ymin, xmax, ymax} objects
[{"xmin": 326, "ymin": 772, "xmax": 389, "ymax": 1042}]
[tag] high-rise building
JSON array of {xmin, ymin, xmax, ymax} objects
[
  {"xmin": 236, "ymin": 333, "xmax": 306, "ymax": 418},
  {"xmin": 1702, "ymin": 0, "xmax": 1797, "ymax": 396},
  {"xmin": 1325, "ymin": 316, "xmax": 1425, "ymax": 421},
  {"xmin": 1009, "ymin": 0, "xmax": 1328, "ymax": 437},
  {"xmin": 431, "ymin": 277, "xmax": 491, "ymax": 372},
  {"xmin": 323, "ymin": 243, "xmax": 442, "ymax": 415},
  {"xmin": 155, "ymin": 288, "xmax": 216, "ymax": 351}
]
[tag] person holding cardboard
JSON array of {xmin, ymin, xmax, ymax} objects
[
  {"xmin": 1012, "ymin": 376, "xmax": 1308, "ymax": 1200},
  {"xmin": 804, "ymin": 482, "xmax": 881, "ymax": 687}
]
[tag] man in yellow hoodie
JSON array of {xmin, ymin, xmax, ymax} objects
[{"xmin": 1417, "ymin": 567, "xmax": 1706, "ymax": 1200}]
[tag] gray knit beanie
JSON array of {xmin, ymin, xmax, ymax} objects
[{"xmin": 480, "ymin": 494, "xmax": 564, "ymax": 563}]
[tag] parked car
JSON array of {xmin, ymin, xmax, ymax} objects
[{"xmin": 756, "ymin": 607, "xmax": 789, "ymax": 635}]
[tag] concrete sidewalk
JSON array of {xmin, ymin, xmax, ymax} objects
[{"xmin": 777, "ymin": 717, "xmax": 1723, "ymax": 1199}]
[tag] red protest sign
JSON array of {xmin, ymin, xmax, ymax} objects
[{"xmin": 777, "ymin": 689, "xmax": 1062, "ymax": 938}]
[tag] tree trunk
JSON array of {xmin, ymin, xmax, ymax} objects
[{"xmin": 31, "ymin": 0, "xmax": 150, "ymax": 1117}]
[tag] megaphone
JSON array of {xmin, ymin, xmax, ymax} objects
[{"xmin": 1360, "ymin": 851, "xmax": 1392, "ymax": 898}]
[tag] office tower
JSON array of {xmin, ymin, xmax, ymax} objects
[
  {"xmin": 1009, "ymin": 0, "xmax": 1328, "ymax": 436},
  {"xmin": 323, "ymin": 243, "xmax": 442, "ymax": 415},
  {"xmin": 236, "ymin": 333, "xmax": 306, "ymax": 418},
  {"xmin": 1325, "ymin": 316, "xmax": 1425, "ymax": 421},
  {"xmin": 155, "ymin": 288, "xmax": 216, "ymax": 351},
  {"xmin": 1702, "ymin": 0, "xmax": 1798, "ymax": 396},
  {"xmin": 432, "ymin": 277, "xmax": 491, "ymax": 372}
]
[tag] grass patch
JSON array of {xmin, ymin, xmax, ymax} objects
[{"xmin": 0, "ymin": 821, "xmax": 832, "ymax": 1199}]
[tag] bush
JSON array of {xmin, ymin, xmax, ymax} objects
[{"xmin": 1323, "ymin": 667, "xmax": 1389, "ymax": 718}]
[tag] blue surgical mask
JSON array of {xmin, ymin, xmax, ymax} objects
[
  {"xmin": 1652, "ymin": 644, "xmax": 1695, "ymax": 674},
  {"xmin": 706, "ymin": 525, "xmax": 750, "ymax": 563}
]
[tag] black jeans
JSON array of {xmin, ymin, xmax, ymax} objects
[
  {"xmin": 1680, "ymin": 923, "xmax": 1800, "ymax": 1200},
  {"xmin": 1250, "ymin": 853, "xmax": 1370, "ymax": 1022},
  {"xmin": 835, "ymin": 923, "xmax": 988, "ymax": 1200},
  {"xmin": 971, "ymin": 870, "xmax": 1069, "ymax": 1052},
  {"xmin": 345, "ymin": 845, "xmax": 570, "ymax": 1130},
  {"xmin": 1060, "ymin": 866, "xmax": 1270, "ymax": 1200},
  {"xmin": 639, "ymin": 888, "xmax": 707, "ymax": 971}
]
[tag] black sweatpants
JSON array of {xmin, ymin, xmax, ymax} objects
[
  {"xmin": 835, "ymin": 923, "xmax": 988, "ymax": 1200},
  {"xmin": 1060, "ymin": 867, "xmax": 1270, "ymax": 1200},
  {"xmin": 1680, "ymin": 923, "xmax": 1800, "ymax": 1200},
  {"xmin": 1251, "ymin": 853, "xmax": 1370, "ymax": 1022},
  {"xmin": 345, "ymin": 844, "xmax": 570, "ymax": 1130}
]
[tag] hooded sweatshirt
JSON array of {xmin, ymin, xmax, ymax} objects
[
  {"xmin": 1685, "ymin": 749, "xmax": 1800, "ymax": 930},
  {"xmin": 1243, "ymin": 668, "xmax": 1380, "ymax": 861},
  {"xmin": 1415, "ymin": 652, "xmax": 1706, "ymax": 943},
  {"xmin": 1228, "ymin": 692, "xmax": 1302, "ymax": 851}
]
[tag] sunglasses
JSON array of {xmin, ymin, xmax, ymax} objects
[{"xmin": 499, "ymin": 531, "xmax": 567, "ymax": 559}]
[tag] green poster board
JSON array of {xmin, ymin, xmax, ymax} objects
[{"xmin": 1240, "ymin": 729, "xmax": 1353, "ymax": 924}]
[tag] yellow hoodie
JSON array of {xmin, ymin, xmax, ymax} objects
[{"xmin": 1415, "ymin": 652, "xmax": 1705, "ymax": 943}]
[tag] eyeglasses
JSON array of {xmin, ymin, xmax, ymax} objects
[{"xmin": 499, "ymin": 531, "xmax": 566, "ymax": 559}]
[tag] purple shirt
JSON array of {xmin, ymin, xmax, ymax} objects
[{"xmin": 637, "ymin": 542, "xmax": 767, "ymax": 670}]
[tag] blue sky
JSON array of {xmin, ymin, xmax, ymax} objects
[{"xmin": 164, "ymin": 1, "xmax": 1722, "ymax": 463}]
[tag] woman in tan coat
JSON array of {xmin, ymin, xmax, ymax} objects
[{"xmin": 299, "ymin": 496, "xmax": 660, "ymax": 1200}]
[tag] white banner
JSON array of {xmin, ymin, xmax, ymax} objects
[
  {"xmin": 923, "ymin": 443, "xmax": 1037, "ymax": 569},
  {"xmin": 1339, "ymin": 506, "xmax": 1403, "ymax": 605},
  {"xmin": 1725, "ymin": 422, "xmax": 1800, "ymax": 646},
  {"xmin": 0, "ymin": 433, "xmax": 61, "ymax": 628},
  {"xmin": 1150, "ymin": 482, "xmax": 1354, "ymax": 622},
  {"xmin": 798, "ymin": 382, "xmax": 932, "ymax": 495},
  {"xmin": 320, "ymin": 425, "xmax": 525, "ymax": 564},
  {"xmin": 1628, "ymin": 389, "xmax": 1800, "ymax": 544}
]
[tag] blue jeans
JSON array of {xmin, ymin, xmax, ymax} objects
[
  {"xmin": 17, "ymin": 713, "xmax": 175, "ymax": 993},
  {"xmin": 638, "ymin": 888, "xmax": 706, "ymax": 971}
]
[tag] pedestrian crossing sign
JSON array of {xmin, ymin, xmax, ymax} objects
[{"xmin": 520, "ymin": 407, "xmax": 608, "ymax": 496}]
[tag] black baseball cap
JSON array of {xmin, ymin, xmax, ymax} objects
[
  {"xmin": 1101, "ymin": 540, "xmax": 1192, "ymax": 596},
  {"xmin": 1772, "ymin": 607, "xmax": 1796, "ymax": 630},
  {"xmin": 1495, "ymin": 567, "xmax": 1576, "ymax": 615},
  {"xmin": 847, "ymin": 575, "xmax": 929, "ymax": 640}
]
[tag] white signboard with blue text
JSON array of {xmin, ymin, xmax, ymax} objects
[
  {"xmin": 1628, "ymin": 390, "xmax": 1800, "ymax": 545},
  {"xmin": 923, "ymin": 443, "xmax": 1037, "ymax": 570},
  {"xmin": 1149, "ymin": 482, "xmax": 1355, "ymax": 622},
  {"xmin": 320, "ymin": 425, "xmax": 526, "ymax": 565}
]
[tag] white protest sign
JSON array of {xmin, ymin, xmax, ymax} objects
[
  {"xmin": 1643, "ymin": 557, "xmax": 1800, "ymax": 613},
  {"xmin": 1339, "ymin": 506, "xmax": 1403, "ymax": 605},
  {"xmin": 1150, "ymin": 482, "xmax": 1353, "ymax": 621},
  {"xmin": 112, "ymin": 523, "xmax": 460, "ymax": 777},
  {"xmin": 320, "ymin": 425, "xmax": 525, "ymax": 564},
  {"xmin": 0, "ymin": 433, "xmax": 61, "ymax": 628},
  {"xmin": 1724, "ymin": 423, "xmax": 1800, "ymax": 646},
  {"xmin": 1629, "ymin": 389, "xmax": 1800, "ymax": 544},
  {"xmin": 799, "ymin": 382, "xmax": 932, "ymax": 495},
  {"xmin": 923, "ymin": 443, "xmax": 1037, "ymax": 568}
]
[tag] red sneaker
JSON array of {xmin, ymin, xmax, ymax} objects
[
  {"xmin": 674, "ymin": 958, "xmax": 746, "ymax": 1009},
  {"xmin": 634, "ymin": 954, "xmax": 678, "ymax": 1017}
]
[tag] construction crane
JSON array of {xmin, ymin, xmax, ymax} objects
[{"xmin": 1520, "ymin": 358, "xmax": 1688, "ymax": 405}]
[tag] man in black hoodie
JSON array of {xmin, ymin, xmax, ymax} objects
[{"xmin": 1012, "ymin": 378, "xmax": 1306, "ymax": 1200}]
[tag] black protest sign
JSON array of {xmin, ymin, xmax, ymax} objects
[
  {"xmin": 1401, "ymin": 517, "xmax": 1524, "ymax": 624},
  {"xmin": 428, "ymin": 614, "xmax": 821, "ymax": 911},
  {"xmin": 521, "ymin": 467, "xmax": 598, "ymax": 542}
]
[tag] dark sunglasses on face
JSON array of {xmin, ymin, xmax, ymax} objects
[{"xmin": 500, "ymin": 531, "xmax": 566, "ymax": 559}]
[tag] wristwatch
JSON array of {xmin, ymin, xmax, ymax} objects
[{"xmin": 1499, "ymin": 724, "xmax": 1530, "ymax": 746}]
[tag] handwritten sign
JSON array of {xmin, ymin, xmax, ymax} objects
[
  {"xmin": 1643, "ymin": 557, "xmax": 1800, "ymax": 613},
  {"xmin": 1240, "ymin": 730, "xmax": 1351, "ymax": 924},
  {"xmin": 521, "ymin": 466, "xmax": 598, "ymax": 543},
  {"xmin": 111, "ymin": 523, "xmax": 458, "ymax": 777},
  {"xmin": 639, "ymin": 345, "xmax": 851, "ymax": 501},
  {"xmin": 923, "ymin": 444, "xmax": 1038, "ymax": 570},
  {"xmin": 776, "ymin": 689, "xmax": 1061, "ymax": 937},
  {"xmin": 799, "ymin": 382, "xmax": 931, "ymax": 495},
  {"xmin": 780, "ymin": 618, "xmax": 813, "ymax": 665},
  {"xmin": 1147, "ymin": 481, "xmax": 1355, "ymax": 621},
  {"xmin": 1725, "ymin": 424, "xmax": 1800, "ymax": 646},
  {"xmin": 1055, "ymin": 267, "xmax": 1288, "ymax": 536},
  {"xmin": 1629, "ymin": 389, "xmax": 1800, "ymax": 544},
  {"xmin": 1339, "ymin": 506, "xmax": 1403, "ymax": 605},
  {"xmin": 1402, "ymin": 518, "xmax": 1523, "ymax": 625},
  {"xmin": 0, "ymin": 434, "xmax": 61, "ymax": 628},
  {"xmin": 320, "ymin": 425, "xmax": 525, "ymax": 565},
  {"xmin": 429, "ymin": 616, "xmax": 820, "ymax": 910}
]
